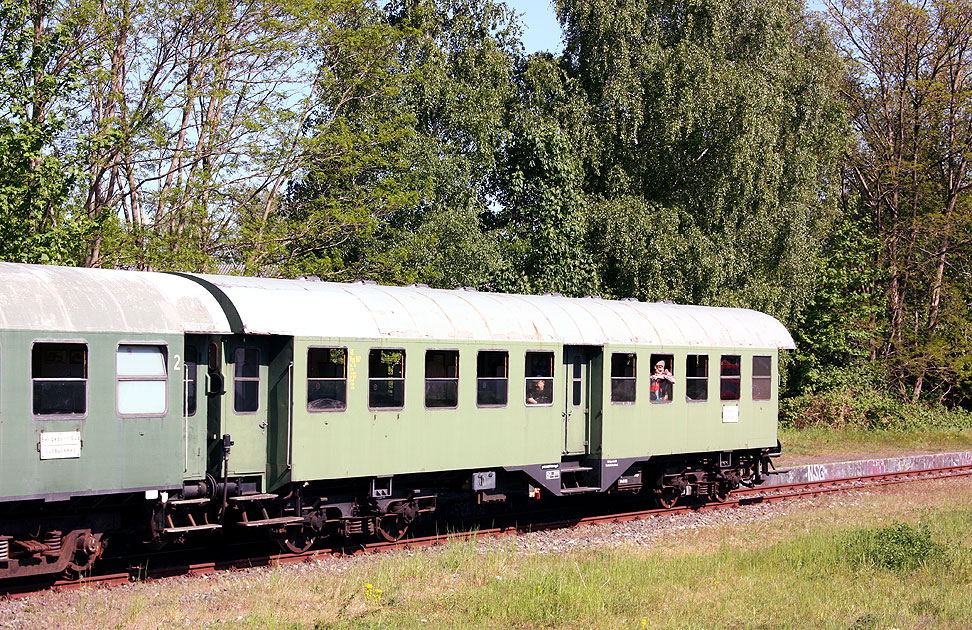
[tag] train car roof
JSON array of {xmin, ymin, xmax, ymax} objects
[
  {"xmin": 188, "ymin": 274, "xmax": 796, "ymax": 349},
  {"xmin": 0, "ymin": 263, "xmax": 232, "ymax": 334}
]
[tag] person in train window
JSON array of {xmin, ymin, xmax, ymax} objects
[
  {"xmin": 526, "ymin": 378, "xmax": 552, "ymax": 405},
  {"xmin": 650, "ymin": 360, "xmax": 675, "ymax": 402}
]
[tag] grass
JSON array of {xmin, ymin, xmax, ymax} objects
[{"xmin": 26, "ymin": 476, "xmax": 972, "ymax": 630}]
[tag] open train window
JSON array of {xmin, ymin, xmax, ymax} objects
[
  {"xmin": 610, "ymin": 353, "xmax": 636, "ymax": 403},
  {"xmin": 477, "ymin": 351, "xmax": 508, "ymax": 407},
  {"xmin": 525, "ymin": 351, "xmax": 553, "ymax": 405},
  {"xmin": 308, "ymin": 347, "xmax": 347, "ymax": 412},
  {"xmin": 649, "ymin": 354, "xmax": 674, "ymax": 403},
  {"xmin": 425, "ymin": 350, "xmax": 459, "ymax": 408},
  {"xmin": 32, "ymin": 342, "xmax": 87, "ymax": 417},
  {"xmin": 369, "ymin": 349, "xmax": 405, "ymax": 409},
  {"xmin": 686, "ymin": 354, "xmax": 708, "ymax": 402},
  {"xmin": 720, "ymin": 355, "xmax": 741, "ymax": 401},
  {"xmin": 117, "ymin": 344, "xmax": 168, "ymax": 417},
  {"xmin": 752, "ymin": 355, "xmax": 772, "ymax": 401},
  {"xmin": 233, "ymin": 347, "xmax": 261, "ymax": 413}
]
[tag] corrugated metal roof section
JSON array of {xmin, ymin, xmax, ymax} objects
[
  {"xmin": 0, "ymin": 263, "xmax": 232, "ymax": 334},
  {"xmin": 191, "ymin": 274, "xmax": 796, "ymax": 349}
]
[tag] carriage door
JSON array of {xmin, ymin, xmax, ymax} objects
[
  {"xmin": 562, "ymin": 346, "xmax": 602, "ymax": 455},
  {"xmin": 222, "ymin": 337, "xmax": 269, "ymax": 477}
]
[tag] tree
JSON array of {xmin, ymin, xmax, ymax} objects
[
  {"xmin": 828, "ymin": 0, "xmax": 972, "ymax": 405},
  {"xmin": 0, "ymin": 0, "xmax": 88, "ymax": 264},
  {"xmin": 555, "ymin": 0, "xmax": 846, "ymax": 320}
]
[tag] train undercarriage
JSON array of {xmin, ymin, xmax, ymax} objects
[{"xmin": 0, "ymin": 445, "xmax": 779, "ymax": 582}]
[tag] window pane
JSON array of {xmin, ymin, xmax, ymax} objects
[
  {"xmin": 186, "ymin": 347, "xmax": 198, "ymax": 417},
  {"xmin": 477, "ymin": 352, "xmax": 507, "ymax": 378},
  {"xmin": 753, "ymin": 355, "xmax": 772, "ymax": 377},
  {"xmin": 426, "ymin": 350, "xmax": 458, "ymax": 379},
  {"xmin": 525, "ymin": 352, "xmax": 553, "ymax": 378},
  {"xmin": 33, "ymin": 344, "xmax": 87, "ymax": 379},
  {"xmin": 611, "ymin": 353, "xmax": 636, "ymax": 378},
  {"xmin": 370, "ymin": 349, "xmax": 404, "ymax": 378},
  {"xmin": 117, "ymin": 345, "xmax": 166, "ymax": 376},
  {"xmin": 611, "ymin": 378, "xmax": 636, "ymax": 403},
  {"xmin": 33, "ymin": 381, "xmax": 85, "ymax": 415},
  {"xmin": 425, "ymin": 380, "xmax": 458, "ymax": 407},
  {"xmin": 235, "ymin": 380, "xmax": 259, "ymax": 412},
  {"xmin": 308, "ymin": 348, "xmax": 346, "ymax": 378},
  {"xmin": 753, "ymin": 377, "xmax": 771, "ymax": 401},
  {"xmin": 686, "ymin": 355, "xmax": 708, "ymax": 378},
  {"xmin": 370, "ymin": 379, "xmax": 405, "ymax": 408},
  {"xmin": 572, "ymin": 379, "xmax": 582, "ymax": 406},
  {"xmin": 478, "ymin": 379, "xmax": 508, "ymax": 406},
  {"xmin": 720, "ymin": 355, "xmax": 741, "ymax": 377},
  {"xmin": 308, "ymin": 379, "xmax": 347, "ymax": 410},
  {"xmin": 686, "ymin": 379, "xmax": 708, "ymax": 401},
  {"xmin": 118, "ymin": 381, "xmax": 167, "ymax": 415},
  {"xmin": 235, "ymin": 348, "xmax": 260, "ymax": 378},
  {"xmin": 525, "ymin": 378, "xmax": 553, "ymax": 405}
]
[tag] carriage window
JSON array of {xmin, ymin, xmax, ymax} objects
[
  {"xmin": 234, "ymin": 348, "xmax": 260, "ymax": 413},
  {"xmin": 477, "ymin": 351, "xmax": 508, "ymax": 407},
  {"xmin": 185, "ymin": 346, "xmax": 198, "ymax": 416},
  {"xmin": 308, "ymin": 347, "xmax": 348, "ymax": 412},
  {"xmin": 117, "ymin": 345, "xmax": 168, "ymax": 416},
  {"xmin": 649, "ymin": 354, "xmax": 674, "ymax": 403},
  {"xmin": 752, "ymin": 355, "xmax": 772, "ymax": 401},
  {"xmin": 369, "ymin": 349, "xmax": 405, "ymax": 409},
  {"xmin": 426, "ymin": 350, "xmax": 459, "ymax": 408},
  {"xmin": 686, "ymin": 355, "xmax": 708, "ymax": 402},
  {"xmin": 610, "ymin": 353, "xmax": 636, "ymax": 403},
  {"xmin": 525, "ymin": 351, "xmax": 553, "ymax": 405},
  {"xmin": 720, "ymin": 355, "xmax": 741, "ymax": 401},
  {"xmin": 32, "ymin": 342, "xmax": 87, "ymax": 416}
]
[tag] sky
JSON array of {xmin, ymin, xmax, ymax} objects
[{"xmin": 504, "ymin": 0, "xmax": 830, "ymax": 55}]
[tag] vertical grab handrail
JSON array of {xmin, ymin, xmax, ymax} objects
[
  {"xmin": 287, "ymin": 360, "xmax": 294, "ymax": 469},
  {"xmin": 184, "ymin": 361, "xmax": 190, "ymax": 473}
]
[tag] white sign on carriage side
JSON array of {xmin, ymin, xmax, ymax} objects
[
  {"xmin": 39, "ymin": 431, "xmax": 82, "ymax": 460},
  {"xmin": 722, "ymin": 406, "xmax": 739, "ymax": 423}
]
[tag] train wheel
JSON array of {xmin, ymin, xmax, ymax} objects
[
  {"xmin": 711, "ymin": 483, "xmax": 732, "ymax": 503},
  {"xmin": 277, "ymin": 527, "xmax": 317, "ymax": 554},
  {"xmin": 68, "ymin": 532, "xmax": 104, "ymax": 574},
  {"xmin": 653, "ymin": 487, "xmax": 680, "ymax": 509},
  {"xmin": 376, "ymin": 514, "xmax": 409, "ymax": 542}
]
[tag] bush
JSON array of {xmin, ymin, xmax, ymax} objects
[
  {"xmin": 841, "ymin": 522, "xmax": 946, "ymax": 573},
  {"xmin": 780, "ymin": 387, "xmax": 972, "ymax": 431}
]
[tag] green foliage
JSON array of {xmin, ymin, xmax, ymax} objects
[
  {"xmin": 0, "ymin": 0, "xmax": 88, "ymax": 265},
  {"xmin": 841, "ymin": 522, "xmax": 946, "ymax": 574}
]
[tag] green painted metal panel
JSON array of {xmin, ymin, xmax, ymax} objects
[{"xmin": 0, "ymin": 329, "xmax": 192, "ymax": 502}]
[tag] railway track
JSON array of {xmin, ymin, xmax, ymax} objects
[{"xmin": 4, "ymin": 462, "xmax": 971, "ymax": 599}]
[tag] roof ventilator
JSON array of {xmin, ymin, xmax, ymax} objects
[
  {"xmin": 455, "ymin": 286, "xmax": 478, "ymax": 291},
  {"xmin": 621, "ymin": 297, "xmax": 639, "ymax": 302},
  {"xmin": 407, "ymin": 283, "xmax": 430, "ymax": 288},
  {"xmin": 543, "ymin": 292, "xmax": 564, "ymax": 297},
  {"xmin": 655, "ymin": 299, "xmax": 675, "ymax": 304},
  {"xmin": 583, "ymin": 294, "xmax": 602, "ymax": 299},
  {"xmin": 352, "ymin": 279, "xmax": 379, "ymax": 285},
  {"xmin": 296, "ymin": 275, "xmax": 321, "ymax": 282}
]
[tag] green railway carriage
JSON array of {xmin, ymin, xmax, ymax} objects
[{"xmin": 0, "ymin": 262, "xmax": 794, "ymax": 580}]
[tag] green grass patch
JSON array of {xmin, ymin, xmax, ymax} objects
[
  {"xmin": 778, "ymin": 425, "xmax": 972, "ymax": 463},
  {"xmin": 290, "ymin": 507, "xmax": 972, "ymax": 629}
]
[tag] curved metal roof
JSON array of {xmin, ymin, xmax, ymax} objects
[
  {"xmin": 190, "ymin": 274, "xmax": 795, "ymax": 349},
  {"xmin": 0, "ymin": 263, "xmax": 231, "ymax": 334}
]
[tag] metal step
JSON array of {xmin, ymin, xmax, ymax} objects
[
  {"xmin": 168, "ymin": 497, "xmax": 210, "ymax": 506},
  {"xmin": 237, "ymin": 516, "xmax": 304, "ymax": 528},
  {"xmin": 228, "ymin": 493, "xmax": 277, "ymax": 502},
  {"xmin": 559, "ymin": 464, "xmax": 593, "ymax": 473},
  {"xmin": 162, "ymin": 524, "xmax": 222, "ymax": 534},
  {"xmin": 560, "ymin": 486, "xmax": 600, "ymax": 495}
]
